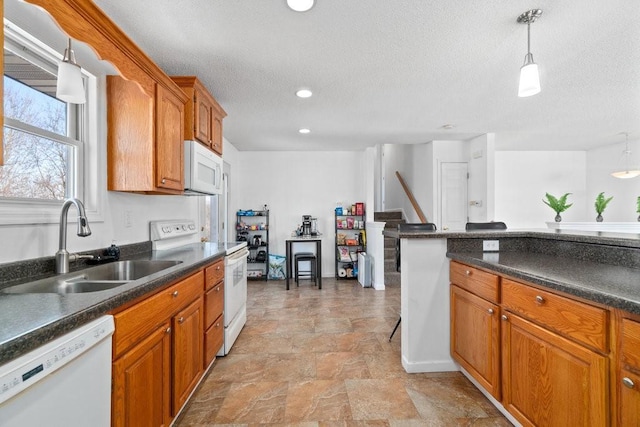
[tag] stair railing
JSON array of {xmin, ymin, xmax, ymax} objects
[{"xmin": 395, "ymin": 171, "xmax": 428, "ymax": 223}]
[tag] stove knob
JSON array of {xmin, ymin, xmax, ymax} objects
[{"xmin": 182, "ymin": 225, "xmax": 187, "ymax": 231}]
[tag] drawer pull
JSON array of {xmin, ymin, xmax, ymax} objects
[
  {"xmin": 465, "ymin": 270, "xmax": 471, "ymax": 276},
  {"xmin": 487, "ymin": 308, "xmax": 494, "ymax": 315},
  {"xmin": 623, "ymin": 377, "xmax": 635, "ymax": 389},
  {"xmin": 172, "ymin": 291, "xmax": 179, "ymax": 298},
  {"xmin": 178, "ymin": 316, "xmax": 185, "ymax": 324},
  {"xmin": 165, "ymin": 327, "xmax": 171, "ymax": 334},
  {"xmin": 535, "ymin": 295, "xmax": 545, "ymax": 304},
  {"xmin": 501, "ymin": 314, "xmax": 508, "ymax": 321}
]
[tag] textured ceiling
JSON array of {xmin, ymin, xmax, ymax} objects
[{"xmin": 52, "ymin": 1, "xmax": 640, "ymax": 151}]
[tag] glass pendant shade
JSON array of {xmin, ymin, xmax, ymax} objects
[
  {"xmin": 611, "ymin": 170, "xmax": 640, "ymax": 179},
  {"xmin": 518, "ymin": 53, "xmax": 540, "ymax": 97},
  {"xmin": 286, "ymin": 0, "xmax": 314, "ymax": 12},
  {"xmin": 56, "ymin": 39, "xmax": 86, "ymax": 104}
]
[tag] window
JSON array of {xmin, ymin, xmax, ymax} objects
[
  {"xmin": 2, "ymin": 30, "xmax": 84, "ymax": 202},
  {"xmin": 0, "ymin": 20, "xmax": 99, "ymax": 225}
]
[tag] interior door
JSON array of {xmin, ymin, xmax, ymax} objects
[{"xmin": 440, "ymin": 162, "xmax": 468, "ymax": 231}]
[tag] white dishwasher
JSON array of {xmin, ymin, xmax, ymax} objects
[{"xmin": 0, "ymin": 315, "xmax": 115, "ymax": 427}]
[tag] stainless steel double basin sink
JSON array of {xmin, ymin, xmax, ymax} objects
[{"xmin": 2, "ymin": 260, "xmax": 182, "ymax": 294}]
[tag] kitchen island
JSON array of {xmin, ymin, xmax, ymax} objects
[
  {"xmin": 385, "ymin": 227, "xmax": 640, "ymax": 426},
  {"xmin": 383, "ymin": 228, "xmax": 640, "ymax": 373}
]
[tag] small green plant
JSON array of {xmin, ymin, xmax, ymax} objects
[
  {"xmin": 594, "ymin": 192, "xmax": 613, "ymax": 215},
  {"xmin": 637, "ymin": 196, "xmax": 640, "ymax": 214},
  {"xmin": 543, "ymin": 193, "xmax": 572, "ymax": 214}
]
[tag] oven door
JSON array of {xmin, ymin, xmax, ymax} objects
[{"xmin": 224, "ymin": 248, "xmax": 249, "ymax": 326}]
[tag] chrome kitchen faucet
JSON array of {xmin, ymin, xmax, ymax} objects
[{"xmin": 55, "ymin": 198, "xmax": 92, "ymax": 274}]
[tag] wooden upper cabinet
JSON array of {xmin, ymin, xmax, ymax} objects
[
  {"xmin": 171, "ymin": 76, "xmax": 227, "ymax": 156},
  {"xmin": 107, "ymin": 76, "xmax": 186, "ymax": 194},
  {"xmin": 155, "ymin": 83, "xmax": 185, "ymax": 192}
]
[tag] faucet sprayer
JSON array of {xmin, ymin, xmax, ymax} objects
[{"xmin": 55, "ymin": 198, "xmax": 92, "ymax": 274}]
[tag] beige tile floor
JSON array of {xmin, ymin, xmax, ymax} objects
[{"xmin": 175, "ymin": 278, "xmax": 511, "ymax": 426}]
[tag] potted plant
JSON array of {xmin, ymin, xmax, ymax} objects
[
  {"xmin": 594, "ymin": 192, "xmax": 613, "ymax": 222},
  {"xmin": 543, "ymin": 192, "xmax": 572, "ymax": 222}
]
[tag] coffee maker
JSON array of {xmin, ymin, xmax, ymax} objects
[{"xmin": 302, "ymin": 215, "xmax": 312, "ymax": 236}]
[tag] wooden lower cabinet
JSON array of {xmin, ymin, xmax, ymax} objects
[
  {"xmin": 111, "ymin": 271, "xmax": 206, "ymax": 426},
  {"xmin": 172, "ymin": 297, "xmax": 203, "ymax": 414},
  {"xmin": 501, "ymin": 313, "xmax": 608, "ymax": 427},
  {"xmin": 112, "ymin": 322, "xmax": 171, "ymax": 427},
  {"xmin": 617, "ymin": 313, "xmax": 640, "ymax": 426},
  {"xmin": 619, "ymin": 369, "xmax": 640, "ymax": 426},
  {"xmin": 450, "ymin": 285, "xmax": 500, "ymax": 399}
]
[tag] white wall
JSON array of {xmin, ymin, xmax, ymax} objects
[
  {"xmin": 467, "ymin": 134, "xmax": 495, "ymax": 222},
  {"xmin": 494, "ymin": 151, "xmax": 587, "ymax": 228},
  {"xmin": 232, "ymin": 151, "xmax": 366, "ymax": 277}
]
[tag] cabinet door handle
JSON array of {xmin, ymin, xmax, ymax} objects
[
  {"xmin": 161, "ymin": 178, "xmax": 166, "ymax": 184},
  {"xmin": 178, "ymin": 316, "xmax": 185, "ymax": 324},
  {"xmin": 501, "ymin": 314, "xmax": 508, "ymax": 321},
  {"xmin": 215, "ymin": 322, "xmax": 220, "ymax": 328},
  {"xmin": 487, "ymin": 308, "xmax": 494, "ymax": 315},
  {"xmin": 216, "ymin": 266, "xmax": 221, "ymax": 270},
  {"xmin": 535, "ymin": 295, "xmax": 545, "ymax": 304},
  {"xmin": 165, "ymin": 327, "xmax": 171, "ymax": 334},
  {"xmin": 216, "ymin": 286, "xmax": 221, "ymax": 292},
  {"xmin": 172, "ymin": 291, "xmax": 179, "ymax": 298},
  {"xmin": 465, "ymin": 270, "xmax": 471, "ymax": 276},
  {"xmin": 623, "ymin": 377, "xmax": 635, "ymax": 389}
]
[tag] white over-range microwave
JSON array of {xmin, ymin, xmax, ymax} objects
[{"xmin": 184, "ymin": 140, "xmax": 223, "ymax": 195}]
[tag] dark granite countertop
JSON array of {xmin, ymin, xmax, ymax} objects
[
  {"xmin": 447, "ymin": 251, "xmax": 640, "ymax": 315},
  {"xmin": 0, "ymin": 242, "xmax": 244, "ymax": 366},
  {"xmin": 384, "ymin": 228, "xmax": 640, "ymax": 248}
]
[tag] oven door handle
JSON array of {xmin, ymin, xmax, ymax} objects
[{"xmin": 226, "ymin": 248, "xmax": 249, "ymax": 266}]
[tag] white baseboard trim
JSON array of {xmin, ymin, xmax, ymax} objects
[{"xmin": 401, "ymin": 355, "xmax": 458, "ymax": 373}]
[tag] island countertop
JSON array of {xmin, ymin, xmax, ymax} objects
[
  {"xmin": 446, "ymin": 250, "xmax": 640, "ymax": 315},
  {"xmin": 0, "ymin": 242, "xmax": 245, "ymax": 366}
]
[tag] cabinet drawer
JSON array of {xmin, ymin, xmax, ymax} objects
[
  {"xmin": 204, "ymin": 314, "xmax": 224, "ymax": 368},
  {"xmin": 113, "ymin": 271, "xmax": 204, "ymax": 358},
  {"xmin": 621, "ymin": 317, "xmax": 640, "ymax": 370},
  {"xmin": 502, "ymin": 278, "xmax": 608, "ymax": 352},
  {"xmin": 450, "ymin": 261, "xmax": 499, "ymax": 303},
  {"xmin": 204, "ymin": 282, "xmax": 224, "ymax": 328},
  {"xmin": 205, "ymin": 258, "xmax": 224, "ymax": 291}
]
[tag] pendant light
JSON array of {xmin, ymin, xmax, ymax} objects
[
  {"xmin": 286, "ymin": 0, "xmax": 315, "ymax": 12},
  {"xmin": 517, "ymin": 9, "xmax": 542, "ymax": 98},
  {"xmin": 611, "ymin": 133, "xmax": 640, "ymax": 179},
  {"xmin": 56, "ymin": 38, "xmax": 86, "ymax": 104}
]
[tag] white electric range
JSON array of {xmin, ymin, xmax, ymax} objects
[{"xmin": 149, "ymin": 220, "xmax": 248, "ymax": 356}]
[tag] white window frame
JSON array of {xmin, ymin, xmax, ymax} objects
[{"xmin": 0, "ymin": 20, "xmax": 101, "ymax": 225}]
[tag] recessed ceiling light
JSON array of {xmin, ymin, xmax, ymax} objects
[
  {"xmin": 286, "ymin": 0, "xmax": 315, "ymax": 12},
  {"xmin": 296, "ymin": 89, "xmax": 313, "ymax": 98},
  {"xmin": 299, "ymin": 128, "xmax": 311, "ymax": 134}
]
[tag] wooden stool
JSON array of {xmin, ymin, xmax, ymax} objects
[{"xmin": 294, "ymin": 252, "xmax": 317, "ymax": 286}]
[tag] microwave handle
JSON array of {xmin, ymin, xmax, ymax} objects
[{"xmin": 216, "ymin": 162, "xmax": 222, "ymax": 187}]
